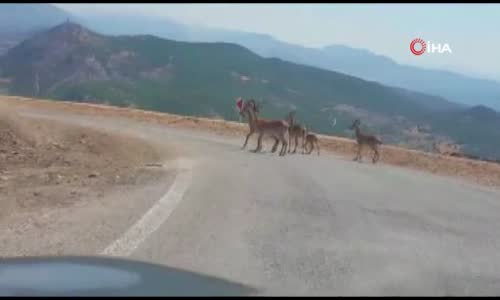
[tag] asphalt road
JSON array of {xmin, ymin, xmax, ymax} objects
[{"xmin": 13, "ymin": 108, "xmax": 500, "ymax": 296}]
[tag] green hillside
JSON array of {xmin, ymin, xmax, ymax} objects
[{"xmin": 2, "ymin": 22, "xmax": 500, "ymax": 159}]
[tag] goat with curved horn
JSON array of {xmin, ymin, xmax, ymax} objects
[{"xmin": 240, "ymin": 99, "xmax": 290, "ymax": 156}]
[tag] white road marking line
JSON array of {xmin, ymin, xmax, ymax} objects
[{"xmin": 101, "ymin": 158, "xmax": 194, "ymax": 257}]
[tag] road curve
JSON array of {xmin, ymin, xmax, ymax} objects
[{"xmin": 15, "ymin": 107, "xmax": 500, "ymax": 296}]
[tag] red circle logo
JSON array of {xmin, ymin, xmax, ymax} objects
[{"xmin": 410, "ymin": 38, "xmax": 426, "ymax": 56}]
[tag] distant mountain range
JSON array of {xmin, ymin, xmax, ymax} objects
[
  {"xmin": 0, "ymin": 4, "xmax": 74, "ymax": 55},
  {"xmin": 76, "ymin": 11, "xmax": 500, "ymax": 112},
  {"xmin": 1, "ymin": 22, "xmax": 500, "ymax": 159},
  {"xmin": 1, "ymin": 4, "xmax": 499, "ymax": 111},
  {"xmin": 0, "ymin": 4, "xmax": 70, "ymax": 32}
]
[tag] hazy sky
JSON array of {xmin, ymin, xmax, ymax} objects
[{"xmin": 55, "ymin": 4, "xmax": 500, "ymax": 82}]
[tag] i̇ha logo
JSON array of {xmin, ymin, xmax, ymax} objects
[{"xmin": 410, "ymin": 38, "xmax": 452, "ymax": 56}]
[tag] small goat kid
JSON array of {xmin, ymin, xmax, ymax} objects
[
  {"xmin": 304, "ymin": 130, "xmax": 320, "ymax": 155},
  {"xmin": 349, "ymin": 119, "xmax": 382, "ymax": 163},
  {"xmin": 240, "ymin": 99, "xmax": 290, "ymax": 156}
]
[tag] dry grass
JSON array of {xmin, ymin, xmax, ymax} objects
[
  {"xmin": 0, "ymin": 104, "xmax": 169, "ymax": 219},
  {"xmin": 2, "ymin": 95, "xmax": 500, "ymax": 188}
]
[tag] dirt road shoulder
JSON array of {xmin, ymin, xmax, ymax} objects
[{"xmin": 0, "ymin": 105, "xmax": 178, "ymax": 257}]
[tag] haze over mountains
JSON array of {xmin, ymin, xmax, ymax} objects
[
  {"xmin": 79, "ymin": 10, "xmax": 500, "ymax": 112},
  {"xmin": 0, "ymin": 4, "xmax": 73, "ymax": 54},
  {"xmin": 0, "ymin": 4, "xmax": 70, "ymax": 32},
  {"xmin": 0, "ymin": 4, "xmax": 499, "ymax": 159},
  {"xmin": 1, "ymin": 4, "xmax": 500, "ymax": 112}
]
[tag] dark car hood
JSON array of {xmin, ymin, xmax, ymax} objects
[{"xmin": 0, "ymin": 256, "xmax": 257, "ymax": 296}]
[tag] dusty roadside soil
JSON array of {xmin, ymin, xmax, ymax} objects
[
  {"xmin": 2, "ymin": 95, "xmax": 500, "ymax": 188},
  {"xmin": 0, "ymin": 107, "xmax": 173, "ymax": 247}
]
